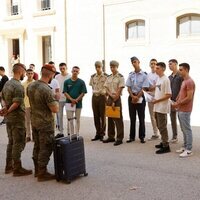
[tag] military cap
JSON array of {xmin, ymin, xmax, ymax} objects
[
  {"xmin": 130, "ymin": 56, "xmax": 139, "ymax": 62},
  {"xmin": 95, "ymin": 61, "xmax": 102, "ymax": 67},
  {"xmin": 42, "ymin": 64, "xmax": 56, "ymax": 73},
  {"xmin": 110, "ymin": 60, "xmax": 119, "ymax": 67}
]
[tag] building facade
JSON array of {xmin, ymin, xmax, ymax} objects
[{"xmin": 0, "ymin": 0, "xmax": 200, "ymax": 125}]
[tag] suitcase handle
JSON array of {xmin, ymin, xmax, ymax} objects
[{"xmin": 67, "ymin": 117, "xmax": 79, "ymax": 141}]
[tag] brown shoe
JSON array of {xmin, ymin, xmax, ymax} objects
[
  {"xmin": 5, "ymin": 160, "xmax": 13, "ymax": 174},
  {"xmin": 13, "ymin": 160, "xmax": 32, "ymax": 177},
  {"xmin": 37, "ymin": 167, "xmax": 55, "ymax": 182}
]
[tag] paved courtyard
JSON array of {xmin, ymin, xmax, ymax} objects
[{"xmin": 0, "ymin": 116, "xmax": 200, "ymax": 200}]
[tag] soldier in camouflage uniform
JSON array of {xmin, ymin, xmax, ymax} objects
[
  {"xmin": 89, "ymin": 61, "xmax": 107, "ymax": 141},
  {"xmin": 27, "ymin": 64, "xmax": 59, "ymax": 182},
  {"xmin": 103, "ymin": 60, "xmax": 125, "ymax": 146},
  {"xmin": 0, "ymin": 63, "xmax": 32, "ymax": 176}
]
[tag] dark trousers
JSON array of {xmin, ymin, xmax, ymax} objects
[
  {"xmin": 128, "ymin": 96, "xmax": 146, "ymax": 140},
  {"xmin": 170, "ymin": 109, "xmax": 178, "ymax": 139},
  {"xmin": 107, "ymin": 97, "xmax": 124, "ymax": 141},
  {"xmin": 92, "ymin": 95, "xmax": 106, "ymax": 136}
]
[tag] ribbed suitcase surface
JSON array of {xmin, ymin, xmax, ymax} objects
[{"xmin": 54, "ymin": 136, "xmax": 88, "ymax": 183}]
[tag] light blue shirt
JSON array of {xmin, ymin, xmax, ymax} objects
[{"xmin": 126, "ymin": 70, "xmax": 149, "ymax": 93}]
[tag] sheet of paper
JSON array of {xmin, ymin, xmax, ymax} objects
[
  {"xmin": 65, "ymin": 103, "xmax": 76, "ymax": 111},
  {"xmin": 143, "ymin": 90, "xmax": 154, "ymax": 102}
]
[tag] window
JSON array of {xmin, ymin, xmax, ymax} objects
[
  {"xmin": 126, "ymin": 20, "xmax": 145, "ymax": 40},
  {"xmin": 41, "ymin": 0, "xmax": 51, "ymax": 11},
  {"xmin": 177, "ymin": 14, "xmax": 200, "ymax": 37},
  {"xmin": 10, "ymin": 0, "xmax": 20, "ymax": 15}
]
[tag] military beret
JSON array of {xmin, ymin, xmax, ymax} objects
[
  {"xmin": 130, "ymin": 56, "xmax": 139, "ymax": 62},
  {"xmin": 110, "ymin": 60, "xmax": 119, "ymax": 67},
  {"xmin": 95, "ymin": 61, "xmax": 102, "ymax": 67},
  {"xmin": 42, "ymin": 64, "xmax": 56, "ymax": 73}
]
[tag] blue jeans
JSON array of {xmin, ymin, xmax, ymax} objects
[{"xmin": 178, "ymin": 111, "xmax": 193, "ymax": 150}]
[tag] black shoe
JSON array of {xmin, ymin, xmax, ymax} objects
[
  {"xmin": 155, "ymin": 143, "xmax": 163, "ymax": 149},
  {"xmin": 140, "ymin": 139, "xmax": 146, "ymax": 144},
  {"xmin": 0, "ymin": 120, "xmax": 6, "ymax": 125},
  {"xmin": 114, "ymin": 141, "xmax": 122, "ymax": 146},
  {"xmin": 103, "ymin": 138, "xmax": 115, "ymax": 143},
  {"xmin": 99, "ymin": 136, "xmax": 104, "ymax": 141},
  {"xmin": 91, "ymin": 135, "xmax": 100, "ymax": 141},
  {"xmin": 126, "ymin": 138, "xmax": 135, "ymax": 143},
  {"xmin": 156, "ymin": 146, "xmax": 171, "ymax": 154}
]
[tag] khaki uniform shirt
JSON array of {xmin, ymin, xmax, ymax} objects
[
  {"xmin": 2, "ymin": 78, "xmax": 25, "ymax": 125},
  {"xmin": 89, "ymin": 72, "xmax": 107, "ymax": 95},
  {"xmin": 104, "ymin": 72, "xmax": 125, "ymax": 94},
  {"xmin": 27, "ymin": 80, "xmax": 58, "ymax": 129}
]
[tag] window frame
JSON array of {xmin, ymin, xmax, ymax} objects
[
  {"xmin": 125, "ymin": 19, "xmax": 145, "ymax": 41},
  {"xmin": 177, "ymin": 13, "xmax": 200, "ymax": 38}
]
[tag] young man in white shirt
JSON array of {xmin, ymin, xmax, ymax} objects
[
  {"xmin": 55, "ymin": 63, "xmax": 71, "ymax": 134},
  {"xmin": 152, "ymin": 62, "xmax": 172, "ymax": 154}
]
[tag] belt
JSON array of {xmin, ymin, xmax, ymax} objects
[{"xmin": 93, "ymin": 93, "xmax": 105, "ymax": 97}]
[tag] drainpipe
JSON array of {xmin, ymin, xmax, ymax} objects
[
  {"xmin": 102, "ymin": 3, "xmax": 106, "ymax": 72},
  {"xmin": 64, "ymin": 0, "xmax": 67, "ymax": 63}
]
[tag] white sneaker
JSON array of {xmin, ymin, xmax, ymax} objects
[
  {"xmin": 148, "ymin": 135, "xmax": 159, "ymax": 141},
  {"xmin": 179, "ymin": 150, "xmax": 193, "ymax": 158},
  {"xmin": 170, "ymin": 138, "xmax": 178, "ymax": 143},
  {"xmin": 176, "ymin": 147, "xmax": 185, "ymax": 153}
]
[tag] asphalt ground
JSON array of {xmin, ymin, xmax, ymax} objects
[{"xmin": 0, "ymin": 116, "xmax": 200, "ymax": 200}]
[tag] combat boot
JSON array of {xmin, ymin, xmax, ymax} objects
[
  {"xmin": 5, "ymin": 159, "xmax": 13, "ymax": 174},
  {"xmin": 32, "ymin": 158, "xmax": 38, "ymax": 177},
  {"xmin": 37, "ymin": 167, "xmax": 55, "ymax": 182},
  {"xmin": 13, "ymin": 160, "xmax": 32, "ymax": 177}
]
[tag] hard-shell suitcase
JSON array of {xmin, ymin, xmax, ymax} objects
[{"xmin": 54, "ymin": 117, "xmax": 88, "ymax": 183}]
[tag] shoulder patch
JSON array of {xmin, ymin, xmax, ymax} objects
[
  {"xmin": 104, "ymin": 73, "xmax": 109, "ymax": 77},
  {"xmin": 118, "ymin": 73, "xmax": 124, "ymax": 77},
  {"xmin": 143, "ymin": 71, "xmax": 147, "ymax": 75},
  {"xmin": 91, "ymin": 73, "xmax": 96, "ymax": 77},
  {"xmin": 108, "ymin": 74, "xmax": 112, "ymax": 77}
]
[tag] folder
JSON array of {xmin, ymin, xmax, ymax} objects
[{"xmin": 105, "ymin": 106, "xmax": 120, "ymax": 118}]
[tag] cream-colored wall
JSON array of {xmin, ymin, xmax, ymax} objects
[
  {"xmin": 100, "ymin": 0, "xmax": 200, "ymax": 126},
  {"xmin": 0, "ymin": 0, "xmax": 199, "ymax": 126}
]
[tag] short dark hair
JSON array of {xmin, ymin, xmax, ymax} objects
[
  {"xmin": 150, "ymin": 58, "xmax": 157, "ymax": 62},
  {"xmin": 0, "ymin": 66, "xmax": 5, "ymax": 71},
  {"xmin": 59, "ymin": 62, "xmax": 66, "ymax": 67},
  {"xmin": 156, "ymin": 62, "xmax": 166, "ymax": 70},
  {"xmin": 73, "ymin": 66, "xmax": 80, "ymax": 70},
  {"xmin": 48, "ymin": 61, "xmax": 55, "ymax": 65},
  {"xmin": 169, "ymin": 59, "xmax": 178, "ymax": 64},
  {"xmin": 179, "ymin": 63, "xmax": 190, "ymax": 72},
  {"xmin": 26, "ymin": 68, "xmax": 33, "ymax": 72},
  {"xmin": 29, "ymin": 63, "xmax": 35, "ymax": 67}
]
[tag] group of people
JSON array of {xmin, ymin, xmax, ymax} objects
[
  {"xmin": 0, "ymin": 61, "xmax": 88, "ymax": 182},
  {"xmin": 0, "ymin": 56, "xmax": 195, "ymax": 183},
  {"xmin": 89, "ymin": 57, "xmax": 195, "ymax": 158}
]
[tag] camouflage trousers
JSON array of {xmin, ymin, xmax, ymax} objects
[
  {"xmin": 6, "ymin": 122, "xmax": 26, "ymax": 162},
  {"xmin": 32, "ymin": 126, "xmax": 54, "ymax": 168}
]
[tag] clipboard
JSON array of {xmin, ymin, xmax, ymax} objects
[{"xmin": 105, "ymin": 106, "xmax": 120, "ymax": 118}]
